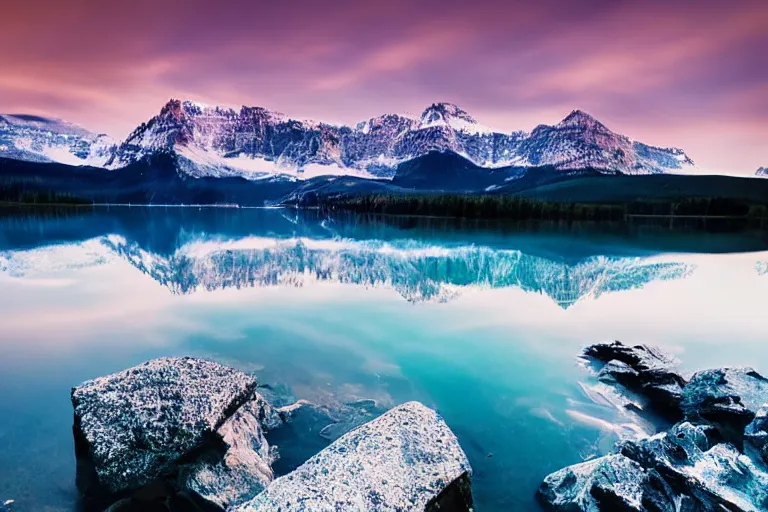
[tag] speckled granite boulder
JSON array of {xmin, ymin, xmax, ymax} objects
[
  {"xmin": 235, "ymin": 401, "xmax": 473, "ymax": 512},
  {"xmin": 71, "ymin": 357, "xmax": 280, "ymax": 509}
]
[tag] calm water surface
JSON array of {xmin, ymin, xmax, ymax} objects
[{"xmin": 1, "ymin": 207, "xmax": 767, "ymax": 511}]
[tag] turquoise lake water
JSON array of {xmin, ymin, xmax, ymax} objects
[{"xmin": 0, "ymin": 207, "xmax": 767, "ymax": 511}]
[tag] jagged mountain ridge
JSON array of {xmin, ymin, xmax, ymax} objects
[
  {"xmin": 1, "ymin": 100, "xmax": 696, "ymax": 180},
  {"xmin": 0, "ymin": 114, "xmax": 117, "ymax": 167}
]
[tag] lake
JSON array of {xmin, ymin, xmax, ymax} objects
[{"xmin": 1, "ymin": 206, "xmax": 767, "ymax": 511}]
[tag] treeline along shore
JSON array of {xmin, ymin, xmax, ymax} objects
[
  {"xmin": 2, "ymin": 182, "xmax": 768, "ymax": 231},
  {"xmin": 315, "ymin": 193, "xmax": 768, "ymax": 229}
]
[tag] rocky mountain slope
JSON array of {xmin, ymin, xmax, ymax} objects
[
  {"xmin": 1, "ymin": 100, "xmax": 696, "ymax": 180},
  {"xmin": 0, "ymin": 114, "xmax": 116, "ymax": 167}
]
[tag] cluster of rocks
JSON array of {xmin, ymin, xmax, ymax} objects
[
  {"xmin": 538, "ymin": 341, "xmax": 768, "ymax": 511},
  {"xmin": 70, "ymin": 357, "xmax": 472, "ymax": 511}
]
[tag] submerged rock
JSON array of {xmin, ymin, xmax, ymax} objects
[
  {"xmin": 583, "ymin": 341, "xmax": 686, "ymax": 420},
  {"xmin": 539, "ymin": 342, "xmax": 768, "ymax": 512},
  {"xmin": 235, "ymin": 401, "xmax": 473, "ymax": 512},
  {"xmin": 71, "ymin": 357, "xmax": 279, "ymax": 509},
  {"xmin": 0, "ymin": 500, "xmax": 13, "ymax": 512},
  {"xmin": 584, "ymin": 342, "xmax": 677, "ymax": 373}
]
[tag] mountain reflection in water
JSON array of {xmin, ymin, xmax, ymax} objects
[{"xmin": 0, "ymin": 208, "xmax": 732, "ymax": 308}]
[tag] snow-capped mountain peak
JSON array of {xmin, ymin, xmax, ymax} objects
[
  {"xmin": 757, "ymin": 167, "xmax": 767, "ymax": 177},
  {"xmin": 417, "ymin": 102, "xmax": 492, "ymax": 134},
  {"xmin": 556, "ymin": 109, "xmax": 609, "ymax": 131}
]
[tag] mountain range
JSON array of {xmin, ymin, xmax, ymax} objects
[
  {"xmin": 4, "ymin": 100, "xmax": 768, "ymax": 209},
  {"xmin": 1, "ymin": 100, "xmax": 696, "ymax": 181}
]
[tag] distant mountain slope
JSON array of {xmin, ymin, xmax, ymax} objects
[
  {"xmin": 3, "ymin": 149, "xmax": 765, "ymax": 209},
  {"xmin": 503, "ymin": 173, "xmax": 768, "ymax": 204},
  {"xmin": 0, "ymin": 154, "xmax": 297, "ymax": 206},
  {"xmin": 757, "ymin": 167, "xmax": 767, "ymax": 177},
  {"xmin": 1, "ymin": 100, "xmax": 697, "ymax": 179},
  {"xmin": 517, "ymin": 110, "xmax": 694, "ymax": 174},
  {"xmin": 0, "ymin": 114, "xmax": 116, "ymax": 166}
]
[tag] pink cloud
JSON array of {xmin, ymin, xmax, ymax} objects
[{"xmin": 0, "ymin": 0, "xmax": 765, "ymax": 174}]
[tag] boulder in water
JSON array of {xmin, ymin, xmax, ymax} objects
[
  {"xmin": 235, "ymin": 401, "xmax": 473, "ymax": 512},
  {"xmin": 536, "ymin": 454, "xmax": 675, "ymax": 511},
  {"xmin": 71, "ymin": 357, "xmax": 280, "ymax": 509},
  {"xmin": 583, "ymin": 341, "xmax": 686, "ymax": 420},
  {"xmin": 681, "ymin": 367, "xmax": 768, "ymax": 447}
]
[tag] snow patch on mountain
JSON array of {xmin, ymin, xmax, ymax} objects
[
  {"xmin": 0, "ymin": 114, "xmax": 117, "ymax": 167},
  {"xmin": 417, "ymin": 102, "xmax": 493, "ymax": 135}
]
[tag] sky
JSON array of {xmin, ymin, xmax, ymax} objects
[{"xmin": 1, "ymin": 0, "xmax": 766, "ymax": 175}]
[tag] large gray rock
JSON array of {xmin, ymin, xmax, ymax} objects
[
  {"xmin": 681, "ymin": 368, "xmax": 768, "ymax": 446},
  {"xmin": 235, "ymin": 401, "xmax": 473, "ymax": 512},
  {"xmin": 71, "ymin": 357, "xmax": 279, "ymax": 508}
]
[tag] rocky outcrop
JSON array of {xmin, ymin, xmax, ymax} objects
[
  {"xmin": 583, "ymin": 341, "xmax": 687, "ymax": 420},
  {"xmin": 618, "ymin": 422, "xmax": 768, "ymax": 511},
  {"xmin": 539, "ymin": 341, "xmax": 768, "ymax": 512},
  {"xmin": 538, "ymin": 454, "xmax": 675, "ymax": 511},
  {"xmin": 71, "ymin": 357, "xmax": 280, "ymax": 510},
  {"xmin": 746, "ymin": 408, "xmax": 768, "ymax": 464},
  {"xmin": 681, "ymin": 367, "xmax": 768, "ymax": 447},
  {"xmin": 235, "ymin": 401, "xmax": 473, "ymax": 512}
]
